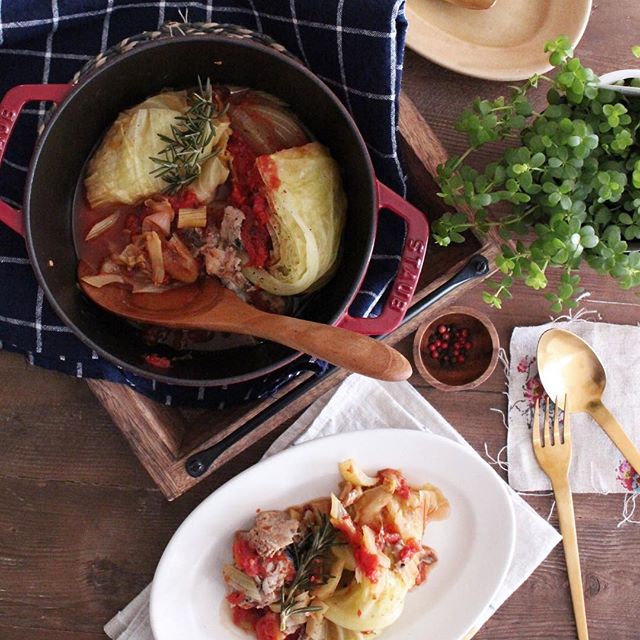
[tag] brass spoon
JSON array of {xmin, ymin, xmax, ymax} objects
[
  {"xmin": 78, "ymin": 263, "xmax": 412, "ymax": 382},
  {"xmin": 442, "ymin": 0, "xmax": 497, "ymax": 9},
  {"xmin": 537, "ymin": 328, "xmax": 640, "ymax": 472}
]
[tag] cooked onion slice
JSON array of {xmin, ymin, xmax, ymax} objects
[
  {"xmin": 229, "ymin": 100, "xmax": 308, "ymax": 155},
  {"xmin": 163, "ymin": 234, "xmax": 199, "ymax": 283},
  {"xmin": 177, "ymin": 206, "xmax": 207, "ymax": 229},
  {"xmin": 142, "ymin": 198, "xmax": 175, "ymax": 237},
  {"xmin": 339, "ymin": 460, "xmax": 379, "ymax": 488},
  {"xmin": 145, "ymin": 231, "xmax": 165, "ymax": 285},
  {"xmin": 81, "ymin": 273, "xmax": 125, "ymax": 288},
  {"xmin": 85, "ymin": 212, "xmax": 120, "ymax": 241},
  {"xmin": 311, "ymin": 558, "xmax": 344, "ymax": 600},
  {"xmin": 222, "ymin": 565, "xmax": 261, "ymax": 602}
]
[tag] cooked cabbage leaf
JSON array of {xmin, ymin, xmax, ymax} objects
[
  {"xmin": 324, "ymin": 570, "xmax": 409, "ymax": 632},
  {"xmin": 324, "ymin": 621, "xmax": 380, "ymax": 639},
  {"xmin": 85, "ymin": 91, "xmax": 229, "ymax": 207},
  {"xmin": 384, "ymin": 490, "xmax": 429, "ymax": 542},
  {"xmin": 190, "ymin": 125, "xmax": 231, "ymax": 203},
  {"xmin": 242, "ymin": 141, "xmax": 346, "ymax": 296}
]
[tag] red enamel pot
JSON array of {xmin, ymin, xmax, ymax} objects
[{"xmin": 0, "ymin": 36, "xmax": 428, "ymax": 386}]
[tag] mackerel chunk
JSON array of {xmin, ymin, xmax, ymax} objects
[{"xmin": 247, "ymin": 510, "xmax": 299, "ymax": 557}]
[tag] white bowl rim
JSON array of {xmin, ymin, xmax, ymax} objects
[{"xmin": 599, "ymin": 68, "xmax": 640, "ymax": 83}]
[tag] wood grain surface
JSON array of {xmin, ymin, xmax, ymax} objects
[{"xmin": 1, "ymin": 3, "xmax": 640, "ymax": 638}]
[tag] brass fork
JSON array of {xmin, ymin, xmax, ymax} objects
[{"xmin": 532, "ymin": 399, "xmax": 589, "ymax": 640}]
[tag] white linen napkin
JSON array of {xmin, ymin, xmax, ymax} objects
[
  {"xmin": 105, "ymin": 375, "xmax": 561, "ymax": 639},
  {"xmin": 507, "ymin": 320, "xmax": 640, "ymax": 494}
]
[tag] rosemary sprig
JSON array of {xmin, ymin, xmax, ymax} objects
[
  {"xmin": 279, "ymin": 515, "xmax": 337, "ymax": 632},
  {"xmin": 149, "ymin": 78, "xmax": 227, "ymax": 194}
]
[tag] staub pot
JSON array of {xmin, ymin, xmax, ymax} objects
[{"xmin": 0, "ymin": 35, "xmax": 428, "ymax": 386}]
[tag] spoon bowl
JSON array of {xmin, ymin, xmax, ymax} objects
[
  {"xmin": 537, "ymin": 328, "xmax": 606, "ymax": 413},
  {"xmin": 537, "ymin": 327, "xmax": 640, "ymax": 472},
  {"xmin": 78, "ymin": 262, "xmax": 413, "ymax": 382}
]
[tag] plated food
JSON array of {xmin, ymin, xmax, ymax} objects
[
  {"xmin": 77, "ymin": 81, "xmax": 347, "ymax": 316},
  {"xmin": 223, "ymin": 459, "xmax": 449, "ymax": 639},
  {"xmin": 149, "ymin": 429, "xmax": 515, "ymax": 640}
]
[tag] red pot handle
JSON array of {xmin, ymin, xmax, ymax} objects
[
  {"xmin": 339, "ymin": 180, "xmax": 429, "ymax": 335},
  {"xmin": 0, "ymin": 84, "xmax": 73, "ymax": 237}
]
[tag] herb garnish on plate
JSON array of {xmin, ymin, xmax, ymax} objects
[{"xmin": 279, "ymin": 514, "xmax": 337, "ymax": 631}]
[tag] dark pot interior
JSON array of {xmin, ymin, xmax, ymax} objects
[{"xmin": 24, "ymin": 37, "xmax": 377, "ymax": 386}]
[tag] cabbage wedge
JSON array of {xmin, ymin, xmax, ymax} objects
[
  {"xmin": 242, "ymin": 141, "xmax": 346, "ymax": 296},
  {"xmin": 85, "ymin": 90, "xmax": 230, "ymax": 208},
  {"xmin": 324, "ymin": 570, "xmax": 409, "ymax": 632}
]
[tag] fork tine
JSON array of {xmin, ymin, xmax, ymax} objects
[
  {"xmin": 563, "ymin": 396, "xmax": 571, "ymax": 443},
  {"xmin": 553, "ymin": 397, "xmax": 561, "ymax": 446},
  {"xmin": 544, "ymin": 398, "xmax": 551, "ymax": 447},
  {"xmin": 532, "ymin": 400, "xmax": 541, "ymax": 447}
]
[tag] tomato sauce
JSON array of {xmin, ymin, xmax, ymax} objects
[
  {"xmin": 398, "ymin": 538, "xmax": 421, "ymax": 563},
  {"xmin": 231, "ymin": 605, "xmax": 262, "ymax": 632},
  {"xmin": 168, "ymin": 189, "xmax": 200, "ymax": 211},
  {"xmin": 228, "ymin": 133, "xmax": 274, "ymax": 269},
  {"xmin": 255, "ymin": 611, "xmax": 285, "ymax": 640},
  {"xmin": 332, "ymin": 516, "xmax": 380, "ymax": 583},
  {"xmin": 74, "ymin": 197, "xmax": 138, "ymax": 272},
  {"xmin": 378, "ymin": 468, "xmax": 412, "ymax": 500}
]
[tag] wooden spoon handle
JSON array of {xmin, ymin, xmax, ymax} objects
[
  {"xmin": 552, "ymin": 477, "xmax": 589, "ymax": 640},
  {"xmin": 442, "ymin": 0, "xmax": 496, "ymax": 9},
  {"xmin": 588, "ymin": 403, "xmax": 640, "ymax": 473},
  {"xmin": 236, "ymin": 313, "xmax": 412, "ymax": 381}
]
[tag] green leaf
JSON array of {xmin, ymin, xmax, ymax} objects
[
  {"xmin": 619, "ymin": 212, "xmax": 634, "ymax": 225},
  {"xmin": 558, "ymin": 282, "xmax": 573, "ymax": 299},
  {"xmin": 482, "ymin": 292, "xmax": 502, "ymax": 309},
  {"xmin": 633, "ymin": 45, "xmax": 640, "ymax": 59},
  {"xmin": 580, "ymin": 234, "xmax": 599, "ymax": 249},
  {"xmin": 557, "ymin": 71, "xmax": 575, "ymax": 88}
]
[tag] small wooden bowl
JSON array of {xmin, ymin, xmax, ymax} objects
[{"xmin": 413, "ymin": 306, "xmax": 499, "ymax": 392}]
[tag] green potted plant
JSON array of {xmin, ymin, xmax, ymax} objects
[{"xmin": 434, "ymin": 37, "xmax": 640, "ymax": 311}]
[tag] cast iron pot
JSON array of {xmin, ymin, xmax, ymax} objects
[{"xmin": 0, "ymin": 35, "xmax": 428, "ymax": 386}]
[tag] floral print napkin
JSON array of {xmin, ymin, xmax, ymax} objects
[{"xmin": 507, "ymin": 320, "xmax": 640, "ymax": 499}]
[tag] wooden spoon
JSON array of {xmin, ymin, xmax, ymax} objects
[
  {"xmin": 442, "ymin": 0, "xmax": 496, "ymax": 9},
  {"xmin": 78, "ymin": 264, "xmax": 412, "ymax": 382}
]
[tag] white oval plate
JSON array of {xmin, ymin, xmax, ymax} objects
[
  {"xmin": 150, "ymin": 429, "xmax": 516, "ymax": 640},
  {"xmin": 406, "ymin": 0, "xmax": 592, "ymax": 81}
]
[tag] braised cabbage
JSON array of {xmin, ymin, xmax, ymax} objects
[
  {"xmin": 242, "ymin": 141, "xmax": 346, "ymax": 296},
  {"xmin": 85, "ymin": 91, "xmax": 230, "ymax": 208},
  {"xmin": 324, "ymin": 570, "xmax": 409, "ymax": 632}
]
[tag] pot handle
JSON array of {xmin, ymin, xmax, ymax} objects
[
  {"xmin": 0, "ymin": 84, "xmax": 73, "ymax": 236},
  {"xmin": 338, "ymin": 180, "xmax": 429, "ymax": 335}
]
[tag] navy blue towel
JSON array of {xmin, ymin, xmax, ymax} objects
[{"xmin": 0, "ymin": 1, "xmax": 408, "ymax": 406}]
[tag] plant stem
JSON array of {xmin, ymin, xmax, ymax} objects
[{"xmin": 450, "ymin": 147, "xmax": 474, "ymax": 172}]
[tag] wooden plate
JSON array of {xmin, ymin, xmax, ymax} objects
[{"xmin": 405, "ymin": 0, "xmax": 592, "ymax": 81}]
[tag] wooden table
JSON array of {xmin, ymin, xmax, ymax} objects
[{"xmin": 1, "ymin": 3, "xmax": 639, "ymax": 638}]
